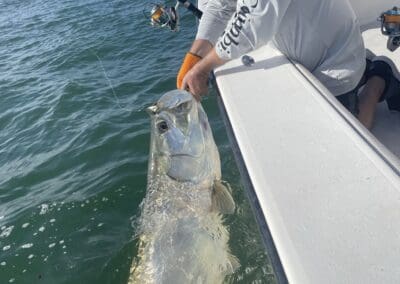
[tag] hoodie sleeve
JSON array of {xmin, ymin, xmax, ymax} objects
[
  {"xmin": 215, "ymin": 0, "xmax": 291, "ymax": 60},
  {"xmin": 196, "ymin": 0, "xmax": 237, "ymax": 45}
]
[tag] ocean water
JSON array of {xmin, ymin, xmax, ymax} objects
[{"xmin": 0, "ymin": 0, "xmax": 276, "ymax": 283}]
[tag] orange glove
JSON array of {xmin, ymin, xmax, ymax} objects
[{"xmin": 177, "ymin": 52, "xmax": 202, "ymax": 89}]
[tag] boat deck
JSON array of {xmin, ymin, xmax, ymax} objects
[{"xmin": 214, "ymin": 27, "xmax": 400, "ymax": 283}]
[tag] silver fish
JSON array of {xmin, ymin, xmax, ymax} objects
[{"xmin": 129, "ymin": 90, "xmax": 238, "ymax": 284}]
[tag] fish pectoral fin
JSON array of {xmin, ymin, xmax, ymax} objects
[
  {"xmin": 211, "ymin": 180, "xmax": 235, "ymax": 214},
  {"xmin": 228, "ymin": 253, "xmax": 240, "ymax": 273}
]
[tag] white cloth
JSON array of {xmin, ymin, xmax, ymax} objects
[
  {"xmin": 196, "ymin": 0, "xmax": 366, "ymax": 96},
  {"xmin": 197, "ymin": 0, "xmax": 209, "ymax": 14}
]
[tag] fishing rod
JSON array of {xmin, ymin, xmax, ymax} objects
[{"xmin": 145, "ymin": 0, "xmax": 202, "ymax": 32}]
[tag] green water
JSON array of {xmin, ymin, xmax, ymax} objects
[{"xmin": 0, "ymin": 0, "xmax": 276, "ymax": 283}]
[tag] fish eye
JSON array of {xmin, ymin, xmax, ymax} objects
[{"xmin": 157, "ymin": 120, "xmax": 168, "ymax": 134}]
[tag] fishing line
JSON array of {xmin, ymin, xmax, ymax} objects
[{"xmin": 93, "ymin": 51, "xmax": 133, "ymax": 113}]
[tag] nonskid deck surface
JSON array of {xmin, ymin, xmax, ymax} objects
[
  {"xmin": 363, "ymin": 28, "xmax": 400, "ymax": 158},
  {"xmin": 214, "ymin": 41, "xmax": 400, "ymax": 284}
]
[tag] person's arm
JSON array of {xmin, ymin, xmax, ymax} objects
[
  {"xmin": 176, "ymin": 40, "xmax": 213, "ymax": 90},
  {"xmin": 182, "ymin": 0, "xmax": 292, "ymax": 97},
  {"xmin": 176, "ymin": 0, "xmax": 236, "ymax": 89},
  {"xmin": 182, "ymin": 48, "xmax": 225, "ymax": 100},
  {"xmin": 189, "ymin": 39, "xmax": 213, "ymax": 58},
  {"xmin": 215, "ymin": 0, "xmax": 291, "ymax": 61},
  {"xmin": 195, "ymin": 0, "xmax": 237, "ymax": 46}
]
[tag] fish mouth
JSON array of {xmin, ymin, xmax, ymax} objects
[{"xmin": 170, "ymin": 153, "xmax": 198, "ymax": 158}]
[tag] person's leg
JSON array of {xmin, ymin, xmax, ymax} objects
[
  {"xmin": 337, "ymin": 60, "xmax": 399, "ymax": 129},
  {"xmin": 358, "ymin": 76, "xmax": 386, "ymax": 129}
]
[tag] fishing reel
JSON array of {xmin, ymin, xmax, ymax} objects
[
  {"xmin": 380, "ymin": 6, "xmax": 400, "ymax": 52},
  {"xmin": 145, "ymin": 0, "xmax": 202, "ymax": 32},
  {"xmin": 148, "ymin": 3, "xmax": 179, "ymax": 31}
]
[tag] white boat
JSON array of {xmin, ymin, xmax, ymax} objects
[{"xmin": 214, "ymin": 0, "xmax": 400, "ymax": 283}]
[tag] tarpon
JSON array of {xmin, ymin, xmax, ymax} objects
[{"xmin": 129, "ymin": 90, "xmax": 238, "ymax": 283}]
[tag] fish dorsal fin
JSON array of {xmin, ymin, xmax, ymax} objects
[{"xmin": 211, "ymin": 180, "xmax": 235, "ymax": 214}]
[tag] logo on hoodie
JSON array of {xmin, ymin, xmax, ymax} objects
[
  {"xmin": 218, "ymin": 6, "xmax": 251, "ymax": 53},
  {"xmin": 217, "ymin": 0, "xmax": 260, "ymax": 54}
]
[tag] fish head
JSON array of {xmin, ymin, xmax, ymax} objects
[{"xmin": 147, "ymin": 90, "xmax": 220, "ymax": 183}]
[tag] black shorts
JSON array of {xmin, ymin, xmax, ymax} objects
[
  {"xmin": 336, "ymin": 59, "xmax": 400, "ymax": 114},
  {"xmin": 336, "ymin": 90, "xmax": 359, "ymax": 116}
]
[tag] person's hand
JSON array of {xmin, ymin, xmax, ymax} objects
[
  {"xmin": 181, "ymin": 48, "xmax": 226, "ymax": 100},
  {"xmin": 176, "ymin": 52, "xmax": 202, "ymax": 89},
  {"xmin": 181, "ymin": 63, "xmax": 210, "ymax": 101},
  {"xmin": 176, "ymin": 40, "xmax": 213, "ymax": 89}
]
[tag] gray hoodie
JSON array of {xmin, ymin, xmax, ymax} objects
[{"xmin": 196, "ymin": 0, "xmax": 366, "ymax": 96}]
